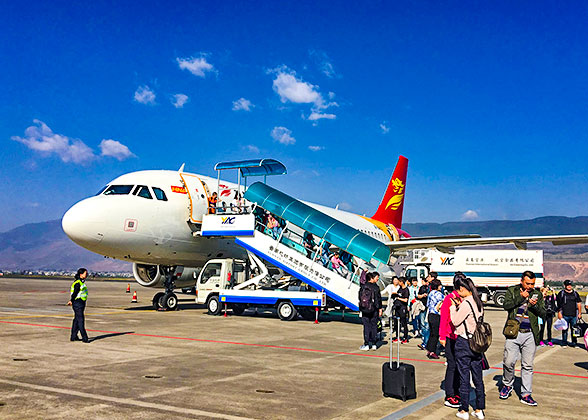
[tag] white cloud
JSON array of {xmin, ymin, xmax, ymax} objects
[
  {"xmin": 461, "ymin": 210, "xmax": 480, "ymax": 221},
  {"xmin": 308, "ymin": 112, "xmax": 336, "ymax": 121},
  {"xmin": 309, "ymin": 49, "xmax": 338, "ymax": 78},
  {"xmin": 245, "ymin": 144, "xmax": 260, "ymax": 153},
  {"xmin": 232, "ymin": 97, "xmax": 254, "ymax": 111},
  {"xmin": 337, "ymin": 202, "xmax": 352, "ymax": 211},
  {"xmin": 308, "ymin": 145, "xmax": 324, "ymax": 152},
  {"xmin": 176, "ymin": 55, "xmax": 215, "ymax": 77},
  {"xmin": 270, "ymin": 126, "xmax": 295, "ymax": 145},
  {"xmin": 11, "ymin": 120, "xmax": 96, "ymax": 164},
  {"xmin": 171, "ymin": 93, "xmax": 189, "ymax": 108},
  {"xmin": 134, "ymin": 85, "xmax": 156, "ymax": 105},
  {"xmin": 380, "ymin": 123, "xmax": 390, "ymax": 134},
  {"xmin": 99, "ymin": 139, "xmax": 136, "ymax": 161}
]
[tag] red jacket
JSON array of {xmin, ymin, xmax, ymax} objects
[{"xmin": 439, "ymin": 290, "xmax": 460, "ymax": 341}]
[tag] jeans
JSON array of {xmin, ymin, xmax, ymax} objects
[
  {"xmin": 561, "ymin": 315, "xmax": 578, "ymax": 345},
  {"xmin": 502, "ymin": 331, "xmax": 536, "ymax": 396},
  {"xmin": 71, "ymin": 300, "xmax": 88, "ymax": 341},
  {"xmin": 455, "ymin": 336, "xmax": 485, "ymax": 411},
  {"xmin": 444, "ymin": 338, "xmax": 460, "ymax": 397},
  {"xmin": 418, "ymin": 310, "xmax": 430, "ymax": 346},
  {"xmin": 426, "ymin": 313, "xmax": 441, "ymax": 354},
  {"xmin": 361, "ymin": 311, "xmax": 378, "ymax": 346}
]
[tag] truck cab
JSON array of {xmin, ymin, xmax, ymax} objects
[{"xmin": 195, "ymin": 258, "xmax": 248, "ymax": 309}]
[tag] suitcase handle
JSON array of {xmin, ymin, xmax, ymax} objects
[{"xmin": 390, "ymin": 316, "xmax": 400, "ymax": 369}]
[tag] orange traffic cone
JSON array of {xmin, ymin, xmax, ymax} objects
[
  {"xmin": 126, "ymin": 283, "xmax": 131, "ymax": 293},
  {"xmin": 131, "ymin": 291, "xmax": 137, "ymax": 303}
]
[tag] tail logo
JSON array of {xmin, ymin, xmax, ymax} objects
[{"xmin": 385, "ymin": 178, "xmax": 405, "ymax": 210}]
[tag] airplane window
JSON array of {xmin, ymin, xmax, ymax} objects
[
  {"xmin": 103, "ymin": 185, "xmax": 134, "ymax": 195},
  {"xmin": 95, "ymin": 186, "xmax": 108, "ymax": 196},
  {"xmin": 152, "ymin": 187, "xmax": 168, "ymax": 201},
  {"xmin": 136, "ymin": 186, "xmax": 152, "ymax": 199}
]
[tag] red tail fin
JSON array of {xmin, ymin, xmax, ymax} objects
[{"xmin": 372, "ymin": 156, "xmax": 408, "ymax": 228}]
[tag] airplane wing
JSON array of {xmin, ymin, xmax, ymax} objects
[{"xmin": 385, "ymin": 234, "xmax": 588, "ymax": 253}]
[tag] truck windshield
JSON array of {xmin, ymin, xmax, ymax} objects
[{"xmin": 200, "ymin": 263, "xmax": 221, "ymax": 284}]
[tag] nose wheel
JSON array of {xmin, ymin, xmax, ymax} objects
[{"xmin": 152, "ymin": 266, "xmax": 180, "ymax": 311}]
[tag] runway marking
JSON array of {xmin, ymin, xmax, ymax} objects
[
  {"xmin": 0, "ymin": 378, "xmax": 256, "ymax": 420},
  {"xmin": 1, "ymin": 320, "xmax": 587, "ymax": 380},
  {"xmin": 139, "ymin": 385, "xmax": 194, "ymax": 399},
  {"xmin": 0, "ymin": 311, "xmax": 128, "ymax": 320}
]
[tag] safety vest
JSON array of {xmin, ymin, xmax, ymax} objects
[{"xmin": 70, "ymin": 279, "xmax": 88, "ymax": 301}]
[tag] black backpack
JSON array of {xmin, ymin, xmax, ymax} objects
[
  {"xmin": 359, "ymin": 285, "xmax": 376, "ymax": 312},
  {"xmin": 464, "ymin": 301, "xmax": 493, "ymax": 353}
]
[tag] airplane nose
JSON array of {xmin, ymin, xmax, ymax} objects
[{"xmin": 62, "ymin": 199, "xmax": 105, "ymax": 247}]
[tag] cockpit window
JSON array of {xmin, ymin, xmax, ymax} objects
[
  {"xmin": 95, "ymin": 186, "xmax": 108, "ymax": 196},
  {"xmin": 103, "ymin": 185, "xmax": 134, "ymax": 195},
  {"xmin": 136, "ymin": 186, "xmax": 152, "ymax": 199},
  {"xmin": 152, "ymin": 187, "xmax": 168, "ymax": 201}
]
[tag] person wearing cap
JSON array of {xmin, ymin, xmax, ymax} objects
[
  {"xmin": 68, "ymin": 268, "xmax": 90, "ymax": 343},
  {"xmin": 556, "ymin": 279, "xmax": 582, "ymax": 348}
]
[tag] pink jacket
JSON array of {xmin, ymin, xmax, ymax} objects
[
  {"xmin": 449, "ymin": 295, "xmax": 483, "ymax": 339},
  {"xmin": 439, "ymin": 290, "xmax": 460, "ymax": 341}
]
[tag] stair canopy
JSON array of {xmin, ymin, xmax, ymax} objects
[{"xmin": 244, "ymin": 182, "xmax": 390, "ymax": 265}]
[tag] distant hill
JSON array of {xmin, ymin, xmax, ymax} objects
[
  {"xmin": 0, "ymin": 220, "xmax": 130, "ymax": 272},
  {"xmin": 0, "ymin": 216, "xmax": 587, "ymax": 274}
]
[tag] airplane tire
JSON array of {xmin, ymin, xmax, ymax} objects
[
  {"xmin": 160, "ymin": 292, "xmax": 178, "ymax": 311},
  {"xmin": 152, "ymin": 292, "xmax": 165, "ymax": 310},
  {"xmin": 277, "ymin": 301, "xmax": 297, "ymax": 321},
  {"xmin": 232, "ymin": 304, "xmax": 246, "ymax": 316},
  {"xmin": 207, "ymin": 295, "xmax": 221, "ymax": 315}
]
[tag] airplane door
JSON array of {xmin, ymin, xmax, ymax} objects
[
  {"xmin": 197, "ymin": 262, "xmax": 222, "ymax": 302},
  {"xmin": 179, "ymin": 173, "xmax": 210, "ymax": 223}
]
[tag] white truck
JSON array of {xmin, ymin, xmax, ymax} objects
[
  {"xmin": 400, "ymin": 249, "xmax": 544, "ymax": 306},
  {"xmin": 194, "ymin": 256, "xmax": 326, "ymax": 321}
]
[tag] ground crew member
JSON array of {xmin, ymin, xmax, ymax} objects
[
  {"xmin": 208, "ymin": 192, "xmax": 218, "ymax": 214},
  {"xmin": 68, "ymin": 268, "xmax": 90, "ymax": 343}
]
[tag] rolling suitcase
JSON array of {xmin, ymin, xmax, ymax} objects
[{"xmin": 382, "ymin": 317, "xmax": 417, "ymax": 401}]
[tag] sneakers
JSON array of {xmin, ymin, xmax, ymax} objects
[
  {"xmin": 520, "ymin": 395, "xmax": 538, "ymax": 406},
  {"xmin": 359, "ymin": 345, "xmax": 370, "ymax": 351},
  {"xmin": 392, "ymin": 338, "xmax": 399, "ymax": 343},
  {"xmin": 401, "ymin": 339, "xmax": 409, "ymax": 344},
  {"xmin": 444, "ymin": 396, "xmax": 460, "ymax": 408},
  {"xmin": 455, "ymin": 411, "xmax": 469, "ymax": 419},
  {"xmin": 417, "ymin": 344, "xmax": 426, "ymax": 350},
  {"xmin": 539, "ymin": 341, "xmax": 545, "ymax": 347},
  {"xmin": 370, "ymin": 345, "xmax": 377, "ymax": 351},
  {"xmin": 471, "ymin": 410, "xmax": 485, "ymax": 419},
  {"xmin": 548, "ymin": 341, "xmax": 553, "ymax": 346},
  {"xmin": 427, "ymin": 352, "xmax": 440, "ymax": 359},
  {"xmin": 499, "ymin": 385, "xmax": 513, "ymax": 400}
]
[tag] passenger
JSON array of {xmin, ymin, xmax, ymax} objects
[
  {"xmin": 330, "ymin": 252, "xmax": 348, "ymax": 278},
  {"xmin": 217, "ymin": 201, "xmax": 227, "ymax": 214},
  {"xmin": 266, "ymin": 214, "xmax": 281, "ymax": 239},
  {"xmin": 416, "ymin": 273, "xmax": 435, "ymax": 350},
  {"xmin": 340, "ymin": 251, "xmax": 353, "ymax": 272},
  {"xmin": 303, "ymin": 232, "xmax": 316, "ymax": 259},
  {"xmin": 450, "ymin": 277, "xmax": 485, "ymax": 419},
  {"xmin": 383, "ymin": 276, "xmax": 400, "ymax": 319},
  {"xmin": 392, "ymin": 277, "xmax": 410, "ymax": 343},
  {"xmin": 320, "ymin": 241, "xmax": 331, "ymax": 267},
  {"xmin": 439, "ymin": 272, "xmax": 466, "ymax": 409},
  {"xmin": 359, "ymin": 272, "xmax": 383, "ymax": 351},
  {"xmin": 500, "ymin": 271, "xmax": 545, "ymax": 407},
  {"xmin": 208, "ymin": 192, "xmax": 218, "ymax": 214},
  {"xmin": 539, "ymin": 287, "xmax": 557, "ymax": 346},
  {"xmin": 408, "ymin": 277, "xmax": 420, "ymax": 335},
  {"xmin": 68, "ymin": 268, "xmax": 90, "ymax": 343},
  {"xmin": 426, "ymin": 278, "xmax": 444, "ymax": 359},
  {"xmin": 556, "ymin": 279, "xmax": 582, "ymax": 348}
]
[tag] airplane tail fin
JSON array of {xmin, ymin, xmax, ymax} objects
[{"xmin": 372, "ymin": 155, "xmax": 408, "ymax": 228}]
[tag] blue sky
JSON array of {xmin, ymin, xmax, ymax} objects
[{"xmin": 1, "ymin": 1, "xmax": 588, "ymax": 232}]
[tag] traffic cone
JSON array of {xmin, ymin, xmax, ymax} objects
[
  {"xmin": 126, "ymin": 283, "xmax": 131, "ymax": 293},
  {"xmin": 131, "ymin": 291, "xmax": 137, "ymax": 303}
]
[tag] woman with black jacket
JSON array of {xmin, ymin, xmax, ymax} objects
[{"xmin": 539, "ymin": 287, "xmax": 557, "ymax": 346}]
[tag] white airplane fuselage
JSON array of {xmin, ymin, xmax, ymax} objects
[{"xmin": 62, "ymin": 170, "xmax": 391, "ymax": 268}]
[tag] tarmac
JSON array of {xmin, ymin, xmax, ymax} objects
[{"xmin": 0, "ymin": 277, "xmax": 587, "ymax": 420}]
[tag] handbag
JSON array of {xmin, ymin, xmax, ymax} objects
[
  {"xmin": 503, "ymin": 319, "xmax": 520, "ymax": 339},
  {"xmin": 572, "ymin": 319, "xmax": 587, "ymax": 339},
  {"xmin": 481, "ymin": 353, "xmax": 490, "ymax": 371}
]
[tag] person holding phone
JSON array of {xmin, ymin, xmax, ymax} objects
[{"xmin": 499, "ymin": 271, "xmax": 546, "ymax": 407}]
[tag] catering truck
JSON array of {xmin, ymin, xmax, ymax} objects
[{"xmin": 400, "ymin": 249, "xmax": 544, "ymax": 306}]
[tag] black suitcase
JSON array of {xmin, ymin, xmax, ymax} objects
[{"xmin": 382, "ymin": 318, "xmax": 417, "ymax": 401}]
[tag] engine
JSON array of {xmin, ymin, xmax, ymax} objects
[{"xmin": 132, "ymin": 263, "xmax": 199, "ymax": 288}]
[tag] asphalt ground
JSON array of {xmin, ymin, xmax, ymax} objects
[{"xmin": 0, "ymin": 278, "xmax": 587, "ymax": 420}]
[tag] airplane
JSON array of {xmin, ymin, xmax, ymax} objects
[{"xmin": 62, "ymin": 156, "xmax": 588, "ymax": 308}]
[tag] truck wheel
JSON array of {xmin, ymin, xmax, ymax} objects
[
  {"xmin": 207, "ymin": 295, "xmax": 221, "ymax": 315},
  {"xmin": 493, "ymin": 292, "xmax": 506, "ymax": 307},
  {"xmin": 277, "ymin": 301, "xmax": 297, "ymax": 321},
  {"xmin": 152, "ymin": 292, "xmax": 165, "ymax": 310},
  {"xmin": 232, "ymin": 304, "xmax": 246, "ymax": 316},
  {"xmin": 160, "ymin": 292, "xmax": 178, "ymax": 311}
]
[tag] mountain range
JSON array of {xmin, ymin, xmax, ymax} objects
[{"xmin": 1, "ymin": 216, "xmax": 587, "ymax": 281}]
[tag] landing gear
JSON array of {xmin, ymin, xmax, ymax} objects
[
  {"xmin": 207, "ymin": 295, "xmax": 221, "ymax": 315},
  {"xmin": 152, "ymin": 266, "xmax": 179, "ymax": 311}
]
